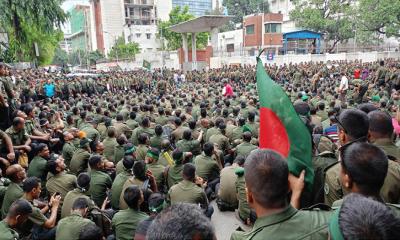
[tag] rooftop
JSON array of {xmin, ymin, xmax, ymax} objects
[{"xmin": 169, "ymin": 15, "xmax": 233, "ymax": 33}]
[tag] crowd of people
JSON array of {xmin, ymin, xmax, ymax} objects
[{"xmin": 0, "ymin": 58, "xmax": 399, "ymax": 240}]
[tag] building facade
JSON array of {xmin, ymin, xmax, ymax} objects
[
  {"xmin": 172, "ymin": 0, "xmax": 212, "ymax": 17},
  {"xmin": 243, "ymin": 13, "xmax": 283, "ymax": 55},
  {"xmin": 69, "ymin": 5, "xmax": 92, "ymax": 52},
  {"xmin": 267, "ymin": 0, "xmax": 297, "ymax": 32}
]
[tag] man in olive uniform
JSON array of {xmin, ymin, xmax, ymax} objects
[
  {"xmin": 80, "ymin": 116, "xmax": 100, "ymax": 142},
  {"xmin": 176, "ymin": 130, "xmax": 203, "ymax": 156},
  {"xmin": 111, "ymin": 156, "xmax": 134, "ymax": 210},
  {"xmin": 155, "ymin": 108, "xmax": 168, "ymax": 126},
  {"xmin": 145, "ymin": 148, "xmax": 165, "ymax": 192},
  {"xmin": 0, "ymin": 199, "xmax": 32, "ymax": 240},
  {"xmin": 149, "ymin": 125, "xmax": 165, "ymax": 150},
  {"xmin": 171, "ymin": 117, "xmax": 190, "ymax": 142},
  {"xmin": 194, "ymin": 143, "xmax": 221, "ymax": 183},
  {"xmin": 168, "ymin": 163, "xmax": 212, "ymax": 218},
  {"xmin": 113, "ymin": 114, "xmax": 132, "ymax": 138},
  {"xmin": 231, "ymin": 150, "xmax": 331, "ymax": 240},
  {"xmin": 88, "ymin": 155, "xmax": 112, "ymax": 207},
  {"xmin": 21, "ymin": 177, "xmax": 61, "ymax": 239},
  {"xmin": 102, "ymin": 127, "xmax": 118, "ymax": 162},
  {"xmin": 61, "ymin": 173, "xmax": 95, "ymax": 218},
  {"xmin": 5, "ymin": 117, "xmax": 31, "ymax": 155},
  {"xmin": 235, "ymin": 167, "xmax": 252, "ymax": 224},
  {"xmin": 70, "ymin": 138, "xmax": 91, "ymax": 174},
  {"xmin": 235, "ymin": 132, "xmax": 257, "ymax": 159},
  {"xmin": 209, "ymin": 123, "xmax": 231, "ymax": 155},
  {"xmin": 62, "ymin": 131, "xmax": 76, "ymax": 167},
  {"xmin": 46, "ymin": 156, "xmax": 77, "ymax": 200},
  {"xmin": 135, "ymin": 133, "xmax": 149, "ymax": 161},
  {"xmin": 56, "ymin": 198, "xmax": 96, "ymax": 240},
  {"xmin": 112, "ymin": 186, "xmax": 148, "ymax": 240},
  {"xmin": 1, "ymin": 164, "xmax": 26, "ymax": 218},
  {"xmin": 217, "ymin": 156, "xmax": 244, "ymax": 211}
]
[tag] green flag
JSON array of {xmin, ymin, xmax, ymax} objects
[
  {"xmin": 256, "ymin": 51, "xmax": 314, "ymax": 191},
  {"xmin": 143, "ymin": 60, "xmax": 151, "ymax": 70}
]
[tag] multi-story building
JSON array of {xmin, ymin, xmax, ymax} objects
[
  {"xmin": 267, "ymin": 0, "xmax": 297, "ymax": 32},
  {"xmin": 243, "ymin": 13, "xmax": 283, "ymax": 54},
  {"xmin": 69, "ymin": 5, "xmax": 92, "ymax": 52},
  {"xmin": 172, "ymin": 0, "xmax": 212, "ymax": 17},
  {"xmin": 90, "ymin": 0, "xmax": 168, "ymax": 55}
]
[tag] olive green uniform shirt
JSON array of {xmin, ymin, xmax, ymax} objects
[
  {"xmin": 135, "ymin": 145, "xmax": 148, "ymax": 161},
  {"xmin": 111, "ymin": 170, "xmax": 132, "ymax": 210},
  {"xmin": 89, "ymin": 170, "xmax": 112, "ymax": 207},
  {"xmin": 168, "ymin": 180, "xmax": 208, "ymax": 206},
  {"xmin": 218, "ymin": 166, "xmax": 239, "ymax": 208},
  {"xmin": 46, "ymin": 172, "xmax": 77, "ymax": 201},
  {"xmin": 1, "ymin": 182, "xmax": 23, "ymax": 218},
  {"xmin": 147, "ymin": 162, "xmax": 165, "ymax": 190},
  {"xmin": 0, "ymin": 220, "xmax": 19, "ymax": 240},
  {"xmin": 236, "ymin": 142, "xmax": 257, "ymax": 159},
  {"xmin": 194, "ymin": 154, "xmax": 220, "ymax": 181},
  {"xmin": 69, "ymin": 148, "xmax": 91, "ymax": 174},
  {"xmin": 166, "ymin": 164, "xmax": 183, "ymax": 189},
  {"xmin": 113, "ymin": 145, "xmax": 125, "ymax": 164},
  {"xmin": 230, "ymin": 206, "xmax": 331, "ymax": 240},
  {"xmin": 61, "ymin": 189, "xmax": 95, "ymax": 219},
  {"xmin": 27, "ymin": 156, "xmax": 47, "ymax": 183},
  {"xmin": 102, "ymin": 137, "xmax": 118, "ymax": 162},
  {"xmin": 176, "ymin": 139, "xmax": 201, "ymax": 156},
  {"xmin": 236, "ymin": 175, "xmax": 250, "ymax": 220},
  {"xmin": 209, "ymin": 133, "xmax": 230, "ymax": 153},
  {"xmin": 56, "ymin": 212, "xmax": 95, "ymax": 240},
  {"xmin": 62, "ymin": 142, "xmax": 76, "ymax": 167},
  {"xmin": 5, "ymin": 127, "xmax": 29, "ymax": 146},
  {"xmin": 112, "ymin": 208, "xmax": 148, "ymax": 240}
]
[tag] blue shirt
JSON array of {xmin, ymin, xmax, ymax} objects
[{"xmin": 44, "ymin": 83, "xmax": 55, "ymax": 97}]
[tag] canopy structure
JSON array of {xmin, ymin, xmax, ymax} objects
[
  {"xmin": 169, "ymin": 15, "xmax": 233, "ymax": 70},
  {"xmin": 283, "ymin": 30, "xmax": 323, "ymax": 54}
]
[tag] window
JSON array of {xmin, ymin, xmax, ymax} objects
[
  {"xmin": 136, "ymin": 33, "xmax": 141, "ymax": 38},
  {"xmin": 226, "ymin": 44, "xmax": 234, "ymax": 52},
  {"xmin": 246, "ymin": 25, "xmax": 255, "ymax": 35},
  {"xmin": 146, "ymin": 33, "xmax": 151, "ymax": 39},
  {"xmin": 265, "ymin": 23, "xmax": 282, "ymax": 33}
]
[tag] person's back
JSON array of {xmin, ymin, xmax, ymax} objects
[
  {"xmin": 57, "ymin": 198, "xmax": 96, "ymax": 240},
  {"xmin": 231, "ymin": 149, "xmax": 331, "ymax": 240},
  {"xmin": 112, "ymin": 186, "xmax": 148, "ymax": 240},
  {"xmin": 217, "ymin": 165, "xmax": 239, "ymax": 210},
  {"xmin": 111, "ymin": 169, "xmax": 132, "ymax": 210}
]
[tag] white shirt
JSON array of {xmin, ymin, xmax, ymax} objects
[{"xmin": 340, "ymin": 76, "xmax": 349, "ymax": 91}]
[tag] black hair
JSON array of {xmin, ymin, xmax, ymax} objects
[
  {"xmin": 203, "ymin": 142, "xmax": 214, "ymax": 156},
  {"xmin": 8, "ymin": 199, "xmax": 33, "ymax": 217},
  {"xmin": 338, "ymin": 109, "xmax": 369, "ymax": 140},
  {"xmin": 339, "ymin": 193, "xmax": 400, "ymax": 240},
  {"xmin": 341, "ymin": 142, "xmax": 388, "ymax": 195},
  {"xmin": 155, "ymin": 125, "xmax": 163, "ymax": 136},
  {"xmin": 182, "ymin": 163, "xmax": 196, "ymax": 181},
  {"xmin": 107, "ymin": 127, "xmax": 116, "ymax": 138},
  {"xmin": 368, "ymin": 110, "xmax": 393, "ymax": 138},
  {"xmin": 88, "ymin": 155, "xmax": 102, "ymax": 168},
  {"xmin": 138, "ymin": 133, "xmax": 149, "ymax": 145},
  {"xmin": 123, "ymin": 185, "xmax": 141, "ymax": 210},
  {"xmin": 46, "ymin": 160, "xmax": 59, "ymax": 175},
  {"xmin": 122, "ymin": 155, "xmax": 135, "ymax": 170},
  {"xmin": 133, "ymin": 160, "xmax": 146, "ymax": 180},
  {"xmin": 183, "ymin": 130, "xmax": 192, "ymax": 140},
  {"xmin": 79, "ymin": 224, "xmax": 103, "ymax": 240},
  {"xmin": 130, "ymin": 111, "xmax": 136, "ymax": 120},
  {"xmin": 243, "ymin": 131, "xmax": 252, "ymax": 142},
  {"xmin": 245, "ymin": 149, "xmax": 289, "ymax": 209},
  {"xmin": 147, "ymin": 203, "xmax": 215, "ymax": 240},
  {"xmin": 77, "ymin": 172, "xmax": 91, "ymax": 190},
  {"xmin": 72, "ymin": 197, "xmax": 89, "ymax": 210},
  {"xmin": 22, "ymin": 177, "xmax": 41, "ymax": 193}
]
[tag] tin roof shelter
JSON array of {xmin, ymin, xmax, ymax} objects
[{"xmin": 283, "ymin": 30, "xmax": 323, "ymax": 54}]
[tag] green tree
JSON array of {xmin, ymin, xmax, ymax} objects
[
  {"xmin": 356, "ymin": 0, "xmax": 400, "ymax": 38},
  {"xmin": 158, "ymin": 6, "xmax": 209, "ymax": 51},
  {"xmin": 222, "ymin": 0, "xmax": 269, "ymax": 24},
  {"xmin": 52, "ymin": 47, "xmax": 68, "ymax": 66},
  {"xmin": 290, "ymin": 0, "xmax": 355, "ymax": 52},
  {"xmin": 108, "ymin": 37, "xmax": 140, "ymax": 60},
  {"xmin": 88, "ymin": 50, "xmax": 104, "ymax": 65},
  {"xmin": 0, "ymin": 0, "xmax": 67, "ymax": 63}
]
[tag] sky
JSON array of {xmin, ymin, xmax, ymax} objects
[{"xmin": 62, "ymin": 0, "xmax": 89, "ymax": 11}]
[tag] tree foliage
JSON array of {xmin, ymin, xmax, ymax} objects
[
  {"xmin": 290, "ymin": 0, "xmax": 355, "ymax": 52},
  {"xmin": 356, "ymin": 0, "xmax": 400, "ymax": 38},
  {"xmin": 52, "ymin": 47, "xmax": 68, "ymax": 66},
  {"xmin": 158, "ymin": 6, "xmax": 209, "ymax": 51},
  {"xmin": 223, "ymin": 0, "xmax": 269, "ymax": 24},
  {"xmin": 0, "ymin": 0, "xmax": 67, "ymax": 64},
  {"xmin": 108, "ymin": 37, "xmax": 140, "ymax": 60}
]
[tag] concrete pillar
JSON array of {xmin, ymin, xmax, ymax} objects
[
  {"xmin": 191, "ymin": 32, "xmax": 197, "ymax": 70},
  {"xmin": 182, "ymin": 33, "xmax": 188, "ymax": 63},
  {"xmin": 210, "ymin": 27, "xmax": 219, "ymax": 57}
]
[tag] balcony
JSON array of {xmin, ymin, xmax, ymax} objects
[{"xmin": 124, "ymin": 0, "xmax": 154, "ymax": 7}]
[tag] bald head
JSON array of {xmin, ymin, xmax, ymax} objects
[{"xmin": 6, "ymin": 164, "xmax": 26, "ymax": 183}]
